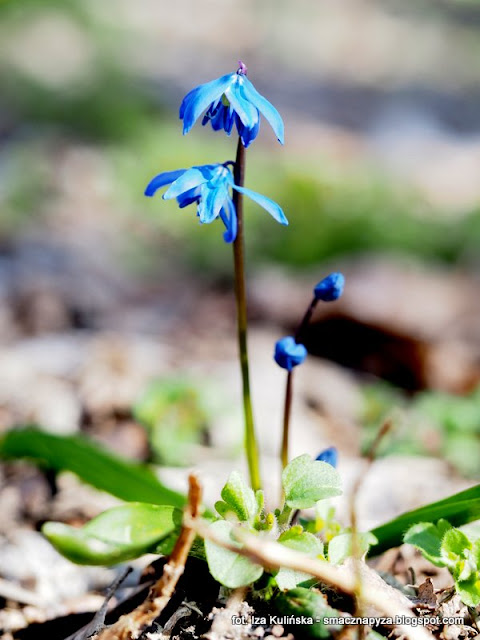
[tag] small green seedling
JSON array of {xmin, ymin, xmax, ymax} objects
[{"xmin": 404, "ymin": 519, "xmax": 480, "ymax": 606}]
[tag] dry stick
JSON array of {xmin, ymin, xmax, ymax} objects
[
  {"xmin": 95, "ymin": 474, "xmax": 202, "ymax": 640},
  {"xmin": 349, "ymin": 419, "xmax": 394, "ymax": 640},
  {"xmin": 187, "ymin": 515, "xmax": 435, "ymax": 640}
]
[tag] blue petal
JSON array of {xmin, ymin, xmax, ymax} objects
[
  {"xmin": 202, "ymin": 100, "xmax": 221, "ymax": 126},
  {"xmin": 225, "ymin": 79, "xmax": 259, "ymax": 129},
  {"xmin": 237, "ymin": 114, "xmax": 260, "ymax": 148},
  {"xmin": 210, "ymin": 104, "xmax": 226, "ymax": 131},
  {"xmin": 163, "ymin": 167, "xmax": 211, "ymax": 200},
  {"xmin": 219, "ymin": 197, "xmax": 237, "ymax": 243},
  {"xmin": 232, "ymin": 184, "xmax": 288, "ymax": 225},
  {"xmin": 198, "ymin": 182, "xmax": 229, "ymax": 224},
  {"xmin": 181, "ymin": 73, "xmax": 234, "ymax": 134},
  {"xmin": 240, "ymin": 76, "xmax": 284, "ymax": 144},
  {"xmin": 177, "ymin": 186, "xmax": 202, "ymax": 208},
  {"xmin": 144, "ymin": 169, "xmax": 186, "ymax": 197},
  {"xmin": 224, "ymin": 106, "xmax": 235, "ymax": 135}
]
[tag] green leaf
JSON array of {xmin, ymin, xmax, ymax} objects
[
  {"xmin": 275, "ymin": 527, "xmax": 324, "ymax": 590},
  {"xmin": 133, "ymin": 379, "xmax": 207, "ymax": 466},
  {"xmin": 42, "ymin": 503, "xmax": 182, "ymax": 565},
  {"xmin": 441, "ymin": 529, "xmax": 471, "ymax": 568},
  {"xmin": 0, "ymin": 427, "xmax": 185, "ymax": 508},
  {"xmin": 327, "ymin": 532, "xmax": 378, "ymax": 565},
  {"xmin": 274, "ymin": 587, "xmax": 344, "ymax": 638},
  {"xmin": 204, "ymin": 520, "xmax": 263, "ymax": 588},
  {"xmin": 404, "ymin": 520, "xmax": 452, "ymax": 567},
  {"xmin": 219, "ymin": 471, "xmax": 258, "ymax": 523},
  {"xmin": 441, "ymin": 529, "xmax": 475, "ymax": 581},
  {"xmin": 456, "ymin": 576, "xmax": 480, "ymax": 607},
  {"xmin": 282, "ymin": 455, "xmax": 342, "ymax": 510},
  {"xmin": 370, "ymin": 484, "xmax": 480, "ymax": 555}
]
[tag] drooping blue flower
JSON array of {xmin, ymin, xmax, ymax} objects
[
  {"xmin": 315, "ymin": 446, "xmax": 338, "ymax": 468},
  {"xmin": 314, "ymin": 272, "xmax": 345, "ymax": 302},
  {"xmin": 274, "ymin": 336, "xmax": 307, "ymax": 372},
  {"xmin": 179, "ymin": 62, "xmax": 284, "ymax": 148},
  {"xmin": 145, "ymin": 163, "xmax": 287, "ymax": 243}
]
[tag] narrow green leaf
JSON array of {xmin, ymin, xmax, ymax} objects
[
  {"xmin": 0, "ymin": 427, "xmax": 186, "ymax": 508},
  {"xmin": 204, "ymin": 520, "xmax": 263, "ymax": 588},
  {"xmin": 42, "ymin": 503, "xmax": 182, "ymax": 565},
  {"xmin": 370, "ymin": 484, "xmax": 480, "ymax": 556},
  {"xmin": 282, "ymin": 455, "xmax": 342, "ymax": 510}
]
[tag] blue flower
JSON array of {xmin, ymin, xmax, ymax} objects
[
  {"xmin": 179, "ymin": 62, "xmax": 284, "ymax": 148},
  {"xmin": 314, "ymin": 272, "xmax": 345, "ymax": 302},
  {"xmin": 145, "ymin": 163, "xmax": 287, "ymax": 243},
  {"xmin": 274, "ymin": 336, "xmax": 307, "ymax": 372},
  {"xmin": 315, "ymin": 446, "xmax": 338, "ymax": 468}
]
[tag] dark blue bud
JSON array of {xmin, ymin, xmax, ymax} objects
[
  {"xmin": 315, "ymin": 446, "xmax": 338, "ymax": 468},
  {"xmin": 314, "ymin": 272, "xmax": 345, "ymax": 302},
  {"xmin": 274, "ymin": 336, "xmax": 307, "ymax": 372}
]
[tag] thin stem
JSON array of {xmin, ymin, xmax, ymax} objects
[
  {"xmin": 232, "ymin": 138, "xmax": 261, "ymax": 491},
  {"xmin": 295, "ymin": 296, "xmax": 317, "ymax": 342},
  {"xmin": 280, "ymin": 371, "xmax": 293, "ymax": 470},
  {"xmin": 279, "ymin": 296, "xmax": 317, "ymax": 476}
]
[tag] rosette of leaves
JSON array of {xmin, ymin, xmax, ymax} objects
[{"xmin": 204, "ymin": 454, "xmax": 343, "ymax": 589}]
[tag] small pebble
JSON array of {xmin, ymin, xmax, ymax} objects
[{"xmin": 271, "ymin": 625, "xmax": 284, "ymax": 637}]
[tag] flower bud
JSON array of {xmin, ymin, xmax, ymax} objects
[
  {"xmin": 314, "ymin": 272, "xmax": 345, "ymax": 302},
  {"xmin": 315, "ymin": 446, "xmax": 338, "ymax": 468},
  {"xmin": 274, "ymin": 336, "xmax": 307, "ymax": 372}
]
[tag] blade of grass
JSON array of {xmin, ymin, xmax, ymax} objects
[
  {"xmin": 0, "ymin": 427, "xmax": 186, "ymax": 508},
  {"xmin": 369, "ymin": 485, "xmax": 480, "ymax": 556}
]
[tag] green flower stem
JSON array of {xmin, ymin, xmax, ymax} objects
[
  {"xmin": 280, "ymin": 371, "xmax": 293, "ymax": 470},
  {"xmin": 232, "ymin": 137, "xmax": 262, "ymax": 492},
  {"xmin": 280, "ymin": 296, "xmax": 318, "ymax": 471}
]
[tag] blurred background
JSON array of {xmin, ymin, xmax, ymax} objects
[{"xmin": 2, "ymin": 0, "xmax": 480, "ymax": 626}]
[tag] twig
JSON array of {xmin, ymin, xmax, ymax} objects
[
  {"xmin": 349, "ymin": 419, "xmax": 394, "ymax": 638},
  {"xmin": 95, "ymin": 474, "xmax": 202, "ymax": 640},
  {"xmin": 66, "ymin": 568, "xmax": 132, "ymax": 640},
  {"xmin": 188, "ymin": 516, "xmax": 435, "ymax": 640}
]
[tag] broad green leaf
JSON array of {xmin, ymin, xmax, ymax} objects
[
  {"xmin": 404, "ymin": 520, "xmax": 452, "ymax": 567},
  {"xmin": 456, "ymin": 576, "xmax": 480, "ymax": 607},
  {"xmin": 276, "ymin": 527, "xmax": 324, "ymax": 590},
  {"xmin": 441, "ymin": 529, "xmax": 475, "ymax": 581},
  {"xmin": 274, "ymin": 587, "xmax": 344, "ymax": 638},
  {"xmin": 220, "ymin": 471, "xmax": 258, "ymax": 522},
  {"xmin": 204, "ymin": 520, "xmax": 263, "ymax": 588},
  {"xmin": 282, "ymin": 455, "xmax": 342, "ymax": 510},
  {"xmin": 369, "ymin": 484, "xmax": 480, "ymax": 555},
  {"xmin": 327, "ymin": 532, "xmax": 377, "ymax": 565},
  {"xmin": 42, "ymin": 503, "xmax": 182, "ymax": 565},
  {"xmin": 0, "ymin": 427, "xmax": 185, "ymax": 508},
  {"xmin": 441, "ymin": 529, "xmax": 471, "ymax": 568}
]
